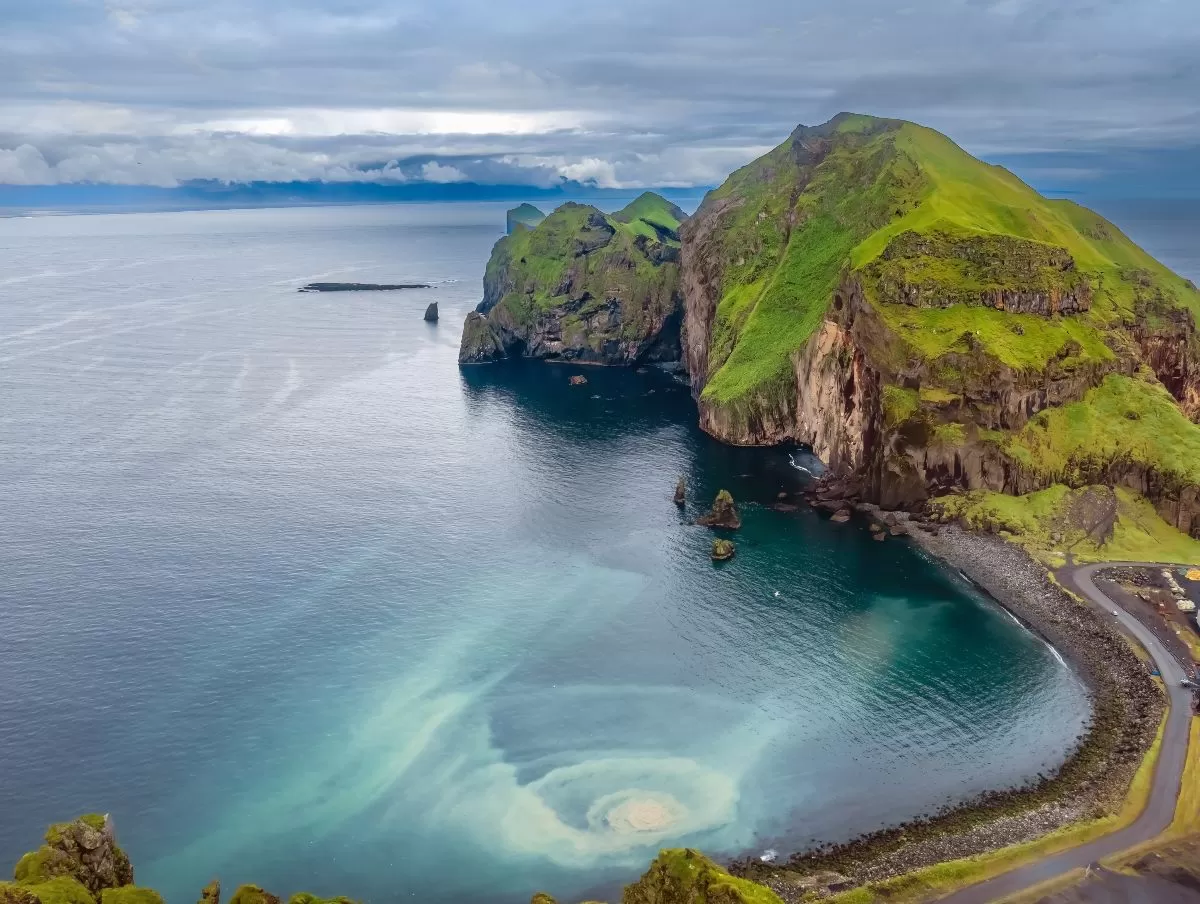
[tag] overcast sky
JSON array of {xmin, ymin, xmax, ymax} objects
[{"xmin": 2, "ymin": 0, "xmax": 1198, "ymax": 190}]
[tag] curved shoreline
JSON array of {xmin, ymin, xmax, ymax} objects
[{"xmin": 731, "ymin": 519, "xmax": 1165, "ymax": 898}]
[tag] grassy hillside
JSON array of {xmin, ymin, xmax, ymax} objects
[
  {"xmin": 1004, "ymin": 372, "xmax": 1200, "ymax": 486},
  {"xmin": 485, "ymin": 198, "xmax": 680, "ymax": 320},
  {"xmin": 694, "ymin": 113, "xmax": 1200, "ymax": 407},
  {"xmin": 933, "ymin": 485, "xmax": 1200, "ymax": 565}
]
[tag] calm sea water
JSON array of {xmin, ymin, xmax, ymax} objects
[{"xmin": 7, "ymin": 197, "xmax": 1184, "ymax": 904}]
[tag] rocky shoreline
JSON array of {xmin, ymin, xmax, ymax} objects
[{"xmin": 731, "ymin": 516, "xmax": 1165, "ymax": 901}]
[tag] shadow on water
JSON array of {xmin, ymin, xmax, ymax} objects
[{"xmin": 458, "ymin": 359, "xmax": 818, "ymax": 506}]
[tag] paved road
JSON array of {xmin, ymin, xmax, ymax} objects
[{"xmin": 938, "ymin": 562, "xmax": 1195, "ymax": 904}]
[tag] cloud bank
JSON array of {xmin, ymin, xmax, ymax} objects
[{"xmin": 3, "ymin": 0, "xmax": 1198, "ymax": 190}]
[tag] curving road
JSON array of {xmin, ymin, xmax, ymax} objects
[{"xmin": 938, "ymin": 562, "xmax": 1195, "ymax": 904}]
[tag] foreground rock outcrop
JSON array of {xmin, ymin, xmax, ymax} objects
[
  {"xmin": 678, "ymin": 113, "xmax": 1200, "ymax": 535},
  {"xmin": 459, "ymin": 193, "xmax": 686, "ymax": 366},
  {"xmin": 1, "ymin": 818, "xmax": 357, "ymax": 904}
]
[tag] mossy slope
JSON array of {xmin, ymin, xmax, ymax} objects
[
  {"xmin": 459, "ymin": 194, "xmax": 685, "ymax": 365},
  {"xmin": 622, "ymin": 849, "xmax": 782, "ymax": 904},
  {"xmin": 681, "ymin": 112, "xmax": 1200, "ymax": 539}
]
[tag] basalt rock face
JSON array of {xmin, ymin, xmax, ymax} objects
[
  {"xmin": 1132, "ymin": 305, "xmax": 1200, "ymax": 422},
  {"xmin": 458, "ymin": 194, "xmax": 685, "ymax": 366},
  {"xmin": 679, "ymin": 112, "xmax": 1200, "ymax": 533}
]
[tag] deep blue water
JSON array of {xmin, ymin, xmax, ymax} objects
[{"xmin": 4, "ymin": 199, "xmax": 1168, "ymax": 904}]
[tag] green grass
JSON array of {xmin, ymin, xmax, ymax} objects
[
  {"xmin": 482, "ymin": 198, "xmax": 681, "ymax": 345},
  {"xmin": 7, "ymin": 880, "xmax": 92, "ymax": 904},
  {"xmin": 101, "ymin": 888, "xmax": 166, "ymax": 904},
  {"xmin": 882, "ymin": 385, "xmax": 919, "ymax": 426},
  {"xmin": 612, "ymin": 192, "xmax": 685, "ymax": 237},
  {"xmin": 624, "ymin": 850, "xmax": 783, "ymax": 904},
  {"xmin": 1009, "ymin": 373, "xmax": 1200, "ymax": 486},
  {"xmin": 934, "ymin": 485, "xmax": 1200, "ymax": 566},
  {"xmin": 875, "ymin": 302, "xmax": 1113, "ymax": 371},
  {"xmin": 694, "ymin": 114, "xmax": 1200, "ymax": 415}
]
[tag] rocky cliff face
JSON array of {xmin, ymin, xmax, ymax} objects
[
  {"xmin": 679, "ymin": 113, "xmax": 1200, "ymax": 536},
  {"xmin": 459, "ymin": 195, "xmax": 685, "ymax": 366}
]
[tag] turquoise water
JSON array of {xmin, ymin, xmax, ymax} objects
[{"xmin": 0, "ymin": 204, "xmax": 1089, "ymax": 904}]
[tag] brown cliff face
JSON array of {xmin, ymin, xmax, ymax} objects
[{"xmin": 1133, "ymin": 307, "xmax": 1200, "ymax": 422}]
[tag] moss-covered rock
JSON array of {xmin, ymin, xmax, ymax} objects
[
  {"xmin": 711, "ymin": 539, "xmax": 735, "ymax": 561},
  {"xmin": 228, "ymin": 887, "xmax": 280, "ymax": 904},
  {"xmin": 0, "ymin": 884, "xmax": 41, "ymax": 904},
  {"xmin": 622, "ymin": 849, "xmax": 782, "ymax": 904},
  {"xmin": 695, "ymin": 490, "xmax": 741, "ymax": 529},
  {"xmin": 7, "ymin": 878, "xmax": 93, "ymax": 904},
  {"xmin": 529, "ymin": 894, "xmax": 557, "ymax": 904},
  {"xmin": 100, "ymin": 887, "xmax": 164, "ymax": 904},
  {"xmin": 198, "ymin": 880, "xmax": 220, "ymax": 904},
  {"xmin": 15, "ymin": 817, "xmax": 132, "ymax": 897},
  {"xmin": 458, "ymin": 195, "xmax": 685, "ymax": 366},
  {"xmin": 287, "ymin": 894, "xmax": 359, "ymax": 904}
]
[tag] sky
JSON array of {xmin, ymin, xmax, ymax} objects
[{"xmin": 3, "ymin": 0, "xmax": 1199, "ymax": 193}]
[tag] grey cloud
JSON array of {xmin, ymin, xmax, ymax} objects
[{"xmin": 1, "ymin": 0, "xmax": 1198, "ymax": 188}]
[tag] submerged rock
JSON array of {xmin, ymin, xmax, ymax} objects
[
  {"xmin": 569, "ymin": 374, "xmax": 588, "ymax": 385},
  {"xmin": 711, "ymin": 539, "xmax": 736, "ymax": 561},
  {"xmin": 423, "ymin": 302, "xmax": 438, "ymax": 322},
  {"xmin": 696, "ymin": 490, "xmax": 741, "ymax": 529},
  {"xmin": 674, "ymin": 477, "xmax": 686, "ymax": 507}
]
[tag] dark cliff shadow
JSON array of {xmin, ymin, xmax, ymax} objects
[{"xmin": 458, "ymin": 359, "xmax": 817, "ymax": 506}]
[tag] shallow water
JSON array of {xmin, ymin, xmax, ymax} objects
[{"xmin": 0, "ymin": 203, "xmax": 1096, "ymax": 904}]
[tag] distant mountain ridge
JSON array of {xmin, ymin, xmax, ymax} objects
[{"xmin": 0, "ymin": 181, "xmax": 706, "ymax": 215}]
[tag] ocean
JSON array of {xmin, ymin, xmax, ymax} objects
[{"xmin": 6, "ymin": 196, "xmax": 1177, "ymax": 903}]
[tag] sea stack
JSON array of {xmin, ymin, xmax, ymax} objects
[
  {"xmin": 424, "ymin": 302, "xmax": 438, "ymax": 322},
  {"xmin": 674, "ymin": 477, "xmax": 686, "ymax": 507},
  {"xmin": 695, "ymin": 490, "xmax": 741, "ymax": 529},
  {"xmin": 711, "ymin": 539, "xmax": 735, "ymax": 561}
]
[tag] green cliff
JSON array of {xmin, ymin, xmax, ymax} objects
[
  {"xmin": 459, "ymin": 193, "xmax": 685, "ymax": 365},
  {"xmin": 679, "ymin": 113, "xmax": 1200, "ymax": 536}
]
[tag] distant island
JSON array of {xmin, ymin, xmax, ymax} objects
[{"xmin": 298, "ymin": 282, "xmax": 431, "ymax": 292}]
